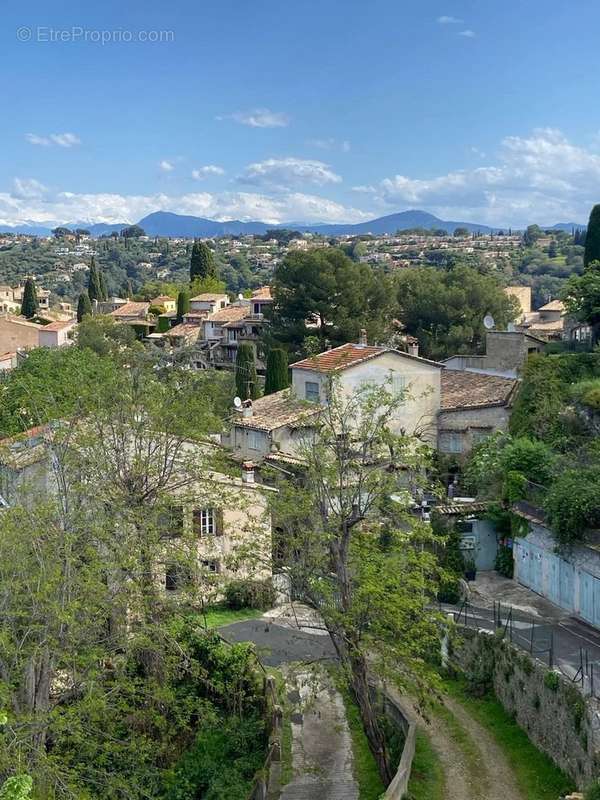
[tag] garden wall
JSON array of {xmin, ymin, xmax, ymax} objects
[{"xmin": 452, "ymin": 627, "xmax": 600, "ymax": 788}]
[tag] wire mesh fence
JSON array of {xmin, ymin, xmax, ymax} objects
[{"xmin": 446, "ymin": 598, "xmax": 600, "ymax": 699}]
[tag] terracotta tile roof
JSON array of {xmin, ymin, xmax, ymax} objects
[
  {"xmin": 41, "ymin": 319, "xmax": 76, "ymax": 331},
  {"xmin": 232, "ymin": 389, "xmax": 320, "ymax": 432},
  {"xmin": 167, "ymin": 323, "xmax": 202, "ymax": 338},
  {"xmin": 251, "ymin": 286, "xmax": 273, "ymax": 300},
  {"xmin": 292, "ymin": 343, "xmax": 386, "ymax": 372},
  {"xmin": 190, "ymin": 293, "xmax": 229, "ymax": 302},
  {"xmin": 291, "ymin": 342, "xmax": 442, "ymax": 372},
  {"xmin": 110, "ymin": 301, "xmax": 149, "ymax": 317},
  {"xmin": 206, "ymin": 305, "xmax": 250, "ymax": 323},
  {"xmin": 538, "ymin": 299, "xmax": 565, "ymax": 312},
  {"xmin": 152, "ymin": 295, "xmax": 175, "ymax": 303},
  {"xmin": 441, "ymin": 370, "xmax": 518, "ymax": 411}
]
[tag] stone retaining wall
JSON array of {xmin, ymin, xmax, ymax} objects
[
  {"xmin": 452, "ymin": 627, "xmax": 600, "ymax": 788},
  {"xmin": 370, "ymin": 684, "xmax": 417, "ymax": 799}
]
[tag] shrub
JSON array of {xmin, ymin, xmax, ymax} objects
[
  {"xmin": 571, "ymin": 379, "xmax": 600, "ymax": 411},
  {"xmin": 544, "ymin": 671, "xmax": 560, "ymax": 691},
  {"xmin": 545, "ymin": 467, "xmax": 600, "ymax": 547},
  {"xmin": 585, "ymin": 780, "xmax": 600, "ymax": 800},
  {"xmin": 494, "ymin": 545, "xmax": 514, "ymax": 578},
  {"xmin": 224, "ymin": 579, "xmax": 275, "ymax": 611}
]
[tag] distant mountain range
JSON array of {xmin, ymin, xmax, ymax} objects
[{"xmin": 0, "ymin": 210, "xmax": 587, "ymax": 238}]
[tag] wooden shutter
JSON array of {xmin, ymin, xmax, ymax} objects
[{"xmin": 215, "ymin": 508, "xmax": 224, "ymax": 536}]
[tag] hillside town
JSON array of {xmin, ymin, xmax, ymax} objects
[
  {"xmin": 1, "ymin": 203, "xmax": 600, "ymax": 800},
  {"xmin": 4, "ymin": 2, "xmax": 600, "ymax": 798}
]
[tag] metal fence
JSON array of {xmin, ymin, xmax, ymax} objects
[{"xmin": 448, "ymin": 598, "xmax": 600, "ymax": 699}]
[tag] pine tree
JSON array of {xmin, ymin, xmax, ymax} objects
[
  {"xmin": 77, "ymin": 292, "xmax": 93, "ymax": 322},
  {"xmin": 176, "ymin": 289, "xmax": 190, "ymax": 322},
  {"xmin": 235, "ymin": 343, "xmax": 260, "ymax": 400},
  {"xmin": 21, "ymin": 278, "xmax": 38, "ymax": 319},
  {"xmin": 584, "ymin": 205, "xmax": 600, "ymax": 267},
  {"xmin": 190, "ymin": 240, "xmax": 216, "ymax": 282},
  {"xmin": 264, "ymin": 348, "xmax": 290, "ymax": 395},
  {"xmin": 88, "ymin": 257, "xmax": 103, "ymax": 302}
]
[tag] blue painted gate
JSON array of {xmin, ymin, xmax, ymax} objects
[{"xmin": 580, "ymin": 570, "xmax": 600, "ymax": 628}]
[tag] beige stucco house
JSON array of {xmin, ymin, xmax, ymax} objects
[{"xmin": 291, "ymin": 340, "xmax": 443, "ymax": 444}]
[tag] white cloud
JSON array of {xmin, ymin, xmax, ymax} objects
[
  {"xmin": 191, "ymin": 165, "xmax": 225, "ymax": 180},
  {"xmin": 372, "ymin": 128, "xmax": 600, "ymax": 226},
  {"xmin": 308, "ymin": 138, "xmax": 351, "ymax": 153},
  {"xmin": 238, "ymin": 157, "xmax": 342, "ymax": 189},
  {"xmin": 159, "ymin": 160, "xmax": 174, "ymax": 172},
  {"xmin": 437, "ymin": 15, "xmax": 463, "ymax": 24},
  {"xmin": 12, "ymin": 178, "xmax": 48, "ymax": 199},
  {"xmin": 459, "ymin": 29, "xmax": 476, "ymax": 38},
  {"xmin": 220, "ymin": 108, "xmax": 290, "ymax": 128},
  {"xmin": 26, "ymin": 132, "xmax": 81, "ymax": 147},
  {"xmin": 0, "ymin": 186, "xmax": 370, "ymax": 227}
]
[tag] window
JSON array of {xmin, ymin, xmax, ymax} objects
[
  {"xmin": 305, "ymin": 381, "xmax": 320, "ymax": 403},
  {"xmin": 253, "ymin": 302, "xmax": 260, "ymax": 314},
  {"xmin": 201, "ymin": 559, "xmax": 221, "ymax": 574},
  {"xmin": 439, "ymin": 431, "xmax": 464, "ymax": 454},
  {"xmin": 248, "ymin": 429, "xmax": 262, "ymax": 451},
  {"xmin": 165, "ymin": 564, "xmax": 192, "ymax": 591},
  {"xmin": 194, "ymin": 508, "xmax": 215, "ymax": 536}
]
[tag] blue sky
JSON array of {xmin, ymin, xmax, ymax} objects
[{"xmin": 2, "ymin": 0, "xmax": 600, "ymax": 227}]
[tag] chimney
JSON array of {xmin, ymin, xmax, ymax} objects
[
  {"xmin": 406, "ymin": 336, "xmax": 419, "ymax": 358},
  {"xmin": 358, "ymin": 328, "xmax": 368, "ymax": 346},
  {"xmin": 241, "ymin": 461, "xmax": 255, "ymax": 484},
  {"xmin": 242, "ymin": 399, "xmax": 253, "ymax": 419}
]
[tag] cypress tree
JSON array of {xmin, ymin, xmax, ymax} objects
[
  {"xmin": 99, "ymin": 271, "xmax": 108, "ymax": 302},
  {"xmin": 190, "ymin": 240, "xmax": 216, "ymax": 282},
  {"xmin": 264, "ymin": 348, "xmax": 290, "ymax": 395},
  {"xmin": 176, "ymin": 289, "xmax": 190, "ymax": 322},
  {"xmin": 21, "ymin": 278, "xmax": 38, "ymax": 319},
  {"xmin": 235, "ymin": 343, "xmax": 260, "ymax": 400},
  {"xmin": 88, "ymin": 256, "xmax": 103, "ymax": 302},
  {"xmin": 77, "ymin": 292, "xmax": 93, "ymax": 322},
  {"xmin": 584, "ymin": 205, "xmax": 600, "ymax": 267}
]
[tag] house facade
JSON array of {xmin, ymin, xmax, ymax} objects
[
  {"xmin": 291, "ymin": 341, "xmax": 443, "ymax": 445},
  {"xmin": 437, "ymin": 370, "xmax": 518, "ymax": 455}
]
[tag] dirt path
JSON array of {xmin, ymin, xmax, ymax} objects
[{"xmin": 414, "ymin": 695, "xmax": 524, "ymax": 800}]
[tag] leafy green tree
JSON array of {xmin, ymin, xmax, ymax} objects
[
  {"xmin": 20, "ymin": 279, "xmax": 38, "ymax": 319},
  {"xmin": 562, "ymin": 260, "xmax": 600, "ymax": 344},
  {"xmin": 395, "ymin": 265, "xmax": 519, "ymax": 360},
  {"xmin": 264, "ymin": 348, "xmax": 289, "ymax": 395},
  {"xmin": 177, "ymin": 289, "xmax": 190, "ymax": 322},
  {"xmin": 76, "ymin": 292, "xmax": 92, "ymax": 322},
  {"xmin": 121, "ymin": 224, "xmax": 145, "ymax": 239},
  {"xmin": 0, "ymin": 775, "xmax": 33, "ymax": 800},
  {"xmin": 453, "ymin": 227, "xmax": 469, "ymax": 237},
  {"xmin": 268, "ymin": 248, "xmax": 392, "ymax": 356},
  {"xmin": 271, "ymin": 378, "xmax": 442, "ymax": 783},
  {"xmin": 584, "ymin": 205, "xmax": 600, "ymax": 267},
  {"xmin": 51, "ymin": 226, "xmax": 71, "ymax": 238},
  {"xmin": 523, "ymin": 224, "xmax": 543, "ymax": 247},
  {"xmin": 235, "ymin": 343, "xmax": 259, "ymax": 400},
  {"xmin": 190, "ymin": 241, "xmax": 217, "ymax": 282}
]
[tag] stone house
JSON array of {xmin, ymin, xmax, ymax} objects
[
  {"xmin": 0, "ymin": 426, "xmax": 274, "ymax": 594},
  {"xmin": 221, "ymin": 389, "xmax": 319, "ymax": 462},
  {"xmin": 437, "ymin": 370, "xmax": 518, "ymax": 455}
]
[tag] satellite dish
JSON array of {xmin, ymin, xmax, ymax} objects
[
  {"xmin": 238, "ymin": 293, "xmax": 244, "ymax": 301},
  {"xmin": 483, "ymin": 314, "xmax": 495, "ymax": 330},
  {"xmin": 233, "ymin": 396, "xmax": 242, "ymax": 409}
]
